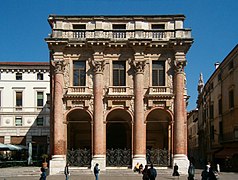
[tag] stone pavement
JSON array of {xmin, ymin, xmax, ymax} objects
[{"xmin": 0, "ymin": 166, "xmax": 237, "ymax": 180}]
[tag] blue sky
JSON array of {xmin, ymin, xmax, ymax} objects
[{"xmin": 1, "ymin": 0, "xmax": 238, "ymax": 111}]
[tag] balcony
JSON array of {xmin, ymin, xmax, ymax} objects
[
  {"xmin": 51, "ymin": 29, "xmax": 192, "ymax": 41},
  {"xmin": 148, "ymin": 86, "xmax": 173, "ymax": 95},
  {"xmin": 107, "ymin": 86, "xmax": 132, "ymax": 96},
  {"xmin": 66, "ymin": 86, "xmax": 92, "ymax": 95}
]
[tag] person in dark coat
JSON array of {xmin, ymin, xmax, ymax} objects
[
  {"xmin": 94, "ymin": 163, "xmax": 100, "ymax": 180},
  {"xmin": 148, "ymin": 164, "xmax": 157, "ymax": 180},
  {"xmin": 188, "ymin": 162, "xmax": 195, "ymax": 180},
  {"xmin": 172, "ymin": 163, "xmax": 180, "ymax": 176},
  {"xmin": 64, "ymin": 163, "xmax": 70, "ymax": 180},
  {"xmin": 142, "ymin": 165, "xmax": 150, "ymax": 180}
]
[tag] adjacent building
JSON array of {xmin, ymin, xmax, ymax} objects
[
  {"xmin": 0, "ymin": 62, "xmax": 50, "ymax": 161},
  {"xmin": 197, "ymin": 44, "xmax": 238, "ymax": 171},
  {"xmin": 45, "ymin": 15, "xmax": 193, "ymax": 174}
]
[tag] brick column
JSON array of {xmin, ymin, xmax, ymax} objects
[
  {"xmin": 89, "ymin": 53, "xmax": 106, "ymax": 170},
  {"xmin": 129, "ymin": 58, "xmax": 147, "ymax": 167},
  {"xmin": 173, "ymin": 51, "xmax": 189, "ymax": 174},
  {"xmin": 50, "ymin": 58, "xmax": 67, "ymax": 175}
]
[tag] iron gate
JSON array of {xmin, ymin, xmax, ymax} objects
[
  {"xmin": 67, "ymin": 148, "xmax": 91, "ymax": 167},
  {"xmin": 146, "ymin": 149, "xmax": 170, "ymax": 167},
  {"xmin": 106, "ymin": 148, "xmax": 131, "ymax": 167}
]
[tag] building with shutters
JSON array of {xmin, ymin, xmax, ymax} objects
[{"xmin": 45, "ymin": 15, "xmax": 193, "ymax": 174}]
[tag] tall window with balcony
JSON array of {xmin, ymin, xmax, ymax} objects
[
  {"xmin": 112, "ymin": 24, "xmax": 126, "ymax": 38},
  {"xmin": 113, "ymin": 61, "xmax": 125, "ymax": 86},
  {"xmin": 16, "ymin": 91, "xmax": 22, "ymax": 110},
  {"xmin": 152, "ymin": 61, "xmax": 165, "ymax": 86},
  {"xmin": 73, "ymin": 24, "xmax": 86, "ymax": 38},
  {"xmin": 73, "ymin": 61, "xmax": 86, "ymax": 86},
  {"xmin": 152, "ymin": 24, "xmax": 165, "ymax": 39}
]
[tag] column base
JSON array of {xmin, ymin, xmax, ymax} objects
[
  {"xmin": 172, "ymin": 154, "xmax": 189, "ymax": 175},
  {"xmin": 91, "ymin": 155, "xmax": 106, "ymax": 171},
  {"xmin": 132, "ymin": 154, "xmax": 147, "ymax": 169},
  {"xmin": 49, "ymin": 155, "xmax": 66, "ymax": 175}
]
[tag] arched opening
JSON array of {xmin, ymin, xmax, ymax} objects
[
  {"xmin": 66, "ymin": 109, "xmax": 92, "ymax": 167},
  {"xmin": 146, "ymin": 108, "xmax": 172, "ymax": 166},
  {"xmin": 106, "ymin": 108, "xmax": 132, "ymax": 167}
]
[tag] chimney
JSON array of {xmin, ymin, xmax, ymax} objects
[{"xmin": 215, "ymin": 62, "xmax": 220, "ymax": 69}]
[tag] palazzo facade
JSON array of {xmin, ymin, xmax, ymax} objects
[{"xmin": 45, "ymin": 15, "xmax": 193, "ymax": 174}]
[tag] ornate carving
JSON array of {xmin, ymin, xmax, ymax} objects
[
  {"xmin": 174, "ymin": 60, "xmax": 186, "ymax": 73},
  {"xmin": 64, "ymin": 62, "xmax": 70, "ymax": 88},
  {"xmin": 51, "ymin": 60, "xmax": 66, "ymax": 74},
  {"xmin": 128, "ymin": 58, "xmax": 146, "ymax": 73},
  {"xmin": 88, "ymin": 58, "xmax": 105, "ymax": 74}
]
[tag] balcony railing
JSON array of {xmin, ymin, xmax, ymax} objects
[
  {"xmin": 107, "ymin": 86, "xmax": 132, "ymax": 95},
  {"xmin": 51, "ymin": 29, "xmax": 192, "ymax": 40},
  {"xmin": 67, "ymin": 86, "xmax": 92, "ymax": 95},
  {"xmin": 148, "ymin": 86, "xmax": 173, "ymax": 94}
]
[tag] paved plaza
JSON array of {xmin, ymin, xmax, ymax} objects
[{"xmin": 0, "ymin": 166, "xmax": 238, "ymax": 180}]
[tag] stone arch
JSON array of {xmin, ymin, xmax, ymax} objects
[
  {"xmin": 145, "ymin": 107, "xmax": 173, "ymax": 150},
  {"xmin": 105, "ymin": 108, "xmax": 132, "ymax": 149},
  {"xmin": 66, "ymin": 108, "xmax": 92, "ymax": 150}
]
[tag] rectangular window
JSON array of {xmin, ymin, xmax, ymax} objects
[
  {"xmin": 113, "ymin": 24, "xmax": 126, "ymax": 29},
  {"xmin": 16, "ymin": 73, "xmax": 22, "ymax": 80},
  {"xmin": 152, "ymin": 24, "xmax": 165, "ymax": 29},
  {"xmin": 229, "ymin": 90, "xmax": 234, "ymax": 109},
  {"xmin": 73, "ymin": 24, "xmax": 86, "ymax": 29},
  {"xmin": 113, "ymin": 61, "xmax": 125, "ymax": 86},
  {"xmin": 218, "ymin": 98, "xmax": 222, "ymax": 115},
  {"xmin": 37, "ymin": 73, "xmax": 43, "ymax": 80},
  {"xmin": 36, "ymin": 117, "xmax": 44, "ymax": 126},
  {"xmin": 152, "ymin": 61, "xmax": 165, "ymax": 86},
  {"xmin": 37, "ymin": 92, "xmax": 44, "ymax": 107},
  {"xmin": 15, "ymin": 117, "xmax": 22, "ymax": 126},
  {"xmin": 210, "ymin": 124, "xmax": 215, "ymax": 141},
  {"xmin": 210, "ymin": 104, "xmax": 214, "ymax": 119},
  {"xmin": 16, "ymin": 92, "xmax": 22, "ymax": 106},
  {"xmin": 73, "ymin": 61, "xmax": 86, "ymax": 86}
]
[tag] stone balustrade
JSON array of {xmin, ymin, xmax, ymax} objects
[{"xmin": 51, "ymin": 29, "xmax": 191, "ymax": 40}]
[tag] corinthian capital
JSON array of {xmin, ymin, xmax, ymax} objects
[
  {"xmin": 129, "ymin": 58, "xmax": 146, "ymax": 74},
  {"xmin": 89, "ymin": 58, "xmax": 105, "ymax": 74},
  {"xmin": 51, "ymin": 60, "xmax": 66, "ymax": 74},
  {"xmin": 174, "ymin": 52, "xmax": 186, "ymax": 73}
]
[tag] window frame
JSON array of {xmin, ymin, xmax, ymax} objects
[
  {"xmin": 16, "ymin": 73, "xmax": 22, "ymax": 80},
  {"xmin": 113, "ymin": 61, "xmax": 126, "ymax": 86},
  {"xmin": 15, "ymin": 117, "xmax": 23, "ymax": 126},
  {"xmin": 73, "ymin": 61, "xmax": 86, "ymax": 86},
  {"xmin": 37, "ymin": 91, "xmax": 44, "ymax": 107},
  {"xmin": 152, "ymin": 61, "xmax": 165, "ymax": 86}
]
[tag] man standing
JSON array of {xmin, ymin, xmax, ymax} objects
[
  {"xmin": 149, "ymin": 164, "xmax": 157, "ymax": 180},
  {"xmin": 64, "ymin": 163, "xmax": 70, "ymax": 180},
  {"xmin": 94, "ymin": 163, "xmax": 100, "ymax": 180},
  {"xmin": 188, "ymin": 162, "xmax": 195, "ymax": 180}
]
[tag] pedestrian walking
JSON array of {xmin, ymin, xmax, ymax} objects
[
  {"xmin": 94, "ymin": 163, "xmax": 100, "ymax": 180},
  {"xmin": 142, "ymin": 165, "xmax": 150, "ymax": 180},
  {"xmin": 188, "ymin": 162, "xmax": 195, "ymax": 180},
  {"xmin": 148, "ymin": 164, "xmax": 157, "ymax": 180},
  {"xmin": 64, "ymin": 163, "xmax": 70, "ymax": 180},
  {"xmin": 40, "ymin": 167, "xmax": 46, "ymax": 180}
]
